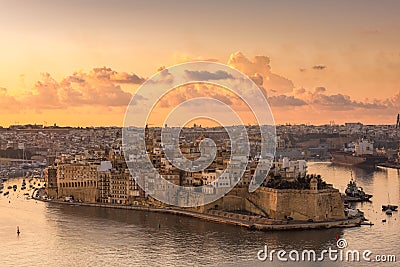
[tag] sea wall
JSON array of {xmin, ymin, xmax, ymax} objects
[
  {"xmin": 50, "ymin": 184, "xmax": 345, "ymax": 222},
  {"xmin": 248, "ymin": 187, "xmax": 345, "ymax": 221},
  {"xmin": 203, "ymin": 187, "xmax": 345, "ymax": 222}
]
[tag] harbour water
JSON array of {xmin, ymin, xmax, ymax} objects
[{"xmin": 1, "ymin": 163, "xmax": 399, "ymax": 266}]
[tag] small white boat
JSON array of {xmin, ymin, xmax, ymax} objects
[
  {"xmin": 386, "ymin": 208, "xmax": 393, "ymax": 215},
  {"xmin": 345, "ymin": 208, "xmax": 359, "ymax": 217}
]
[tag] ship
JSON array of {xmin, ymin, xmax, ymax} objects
[
  {"xmin": 342, "ymin": 176, "xmax": 373, "ymax": 202},
  {"xmin": 330, "ymin": 138, "xmax": 387, "ymax": 167}
]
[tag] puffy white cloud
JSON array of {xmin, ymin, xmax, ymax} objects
[
  {"xmin": 157, "ymin": 83, "xmax": 237, "ymax": 108},
  {"xmin": 19, "ymin": 67, "xmax": 143, "ymax": 110},
  {"xmin": 227, "ymin": 51, "xmax": 294, "ymax": 94}
]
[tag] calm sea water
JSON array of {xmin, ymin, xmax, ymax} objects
[{"xmin": 0, "ymin": 163, "xmax": 399, "ymax": 266}]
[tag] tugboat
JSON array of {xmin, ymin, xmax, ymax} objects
[{"xmin": 343, "ymin": 178, "xmax": 373, "ymax": 202}]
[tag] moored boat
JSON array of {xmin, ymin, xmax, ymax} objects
[
  {"xmin": 382, "ymin": 194, "xmax": 398, "ymax": 214},
  {"xmin": 382, "ymin": 205, "xmax": 398, "ymax": 211},
  {"xmin": 343, "ymin": 178, "xmax": 372, "ymax": 202}
]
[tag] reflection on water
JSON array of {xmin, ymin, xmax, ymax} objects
[{"xmin": 1, "ymin": 163, "xmax": 399, "ymax": 266}]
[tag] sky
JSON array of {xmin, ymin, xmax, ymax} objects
[{"xmin": 1, "ymin": 0, "xmax": 400, "ymax": 126}]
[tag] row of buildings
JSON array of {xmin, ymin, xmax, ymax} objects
[
  {"xmin": 44, "ymin": 124, "xmax": 307, "ymax": 205},
  {"xmin": 46, "ymin": 150, "xmax": 143, "ymax": 204}
]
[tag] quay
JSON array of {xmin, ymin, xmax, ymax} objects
[{"xmin": 37, "ymin": 198, "xmax": 364, "ymax": 231}]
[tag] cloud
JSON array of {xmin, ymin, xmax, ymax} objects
[
  {"xmin": 146, "ymin": 68, "xmax": 174, "ymax": 85},
  {"xmin": 312, "ymin": 65, "xmax": 327, "ymax": 70},
  {"xmin": 2, "ymin": 57, "xmax": 398, "ymax": 126},
  {"xmin": 19, "ymin": 67, "xmax": 142, "ymax": 110},
  {"xmin": 28, "ymin": 73, "xmax": 64, "ymax": 109},
  {"xmin": 312, "ymin": 93, "xmax": 357, "ymax": 110},
  {"xmin": 249, "ymin": 73, "xmax": 268, "ymax": 99},
  {"xmin": 92, "ymin": 67, "xmax": 145, "ymax": 84},
  {"xmin": 174, "ymin": 55, "xmax": 219, "ymax": 63},
  {"xmin": 227, "ymin": 51, "xmax": 294, "ymax": 94},
  {"xmin": 294, "ymin": 87, "xmax": 306, "ymax": 95},
  {"xmin": 0, "ymin": 87, "xmax": 21, "ymax": 111},
  {"xmin": 390, "ymin": 91, "xmax": 400, "ymax": 107},
  {"xmin": 294, "ymin": 87, "xmax": 388, "ymax": 111},
  {"xmin": 157, "ymin": 83, "xmax": 237, "ymax": 108},
  {"xmin": 267, "ymin": 95, "xmax": 307, "ymax": 107},
  {"xmin": 184, "ymin": 70, "xmax": 234, "ymax": 81},
  {"xmin": 314, "ymin": 86, "xmax": 327, "ymax": 94}
]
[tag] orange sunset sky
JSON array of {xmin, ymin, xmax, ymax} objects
[{"xmin": 1, "ymin": 0, "xmax": 400, "ymax": 127}]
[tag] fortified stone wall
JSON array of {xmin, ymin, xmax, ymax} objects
[
  {"xmin": 204, "ymin": 187, "xmax": 345, "ymax": 222},
  {"xmin": 248, "ymin": 187, "xmax": 345, "ymax": 221},
  {"xmin": 47, "ymin": 176, "xmax": 345, "ymax": 221}
]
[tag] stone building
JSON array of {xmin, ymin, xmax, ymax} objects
[
  {"xmin": 57, "ymin": 163, "xmax": 99, "ymax": 203},
  {"xmin": 44, "ymin": 166, "xmax": 58, "ymax": 199}
]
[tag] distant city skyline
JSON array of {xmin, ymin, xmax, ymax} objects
[{"xmin": 1, "ymin": 0, "xmax": 400, "ymax": 126}]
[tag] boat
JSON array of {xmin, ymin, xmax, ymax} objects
[
  {"xmin": 382, "ymin": 205, "xmax": 398, "ymax": 211},
  {"xmin": 344, "ymin": 178, "xmax": 372, "ymax": 202},
  {"xmin": 382, "ymin": 194, "xmax": 397, "ymax": 214},
  {"xmin": 345, "ymin": 208, "xmax": 359, "ymax": 217},
  {"xmin": 330, "ymin": 138, "xmax": 387, "ymax": 167}
]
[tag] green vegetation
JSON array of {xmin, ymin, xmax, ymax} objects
[{"xmin": 265, "ymin": 174, "xmax": 328, "ymax": 190}]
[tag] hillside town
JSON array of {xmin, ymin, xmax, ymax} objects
[
  {"xmin": 0, "ymin": 122, "xmax": 398, "ymax": 224},
  {"xmin": 1, "ymin": 122, "xmax": 398, "ymax": 182}
]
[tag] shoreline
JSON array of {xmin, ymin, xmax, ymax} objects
[{"xmin": 36, "ymin": 198, "xmax": 364, "ymax": 231}]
